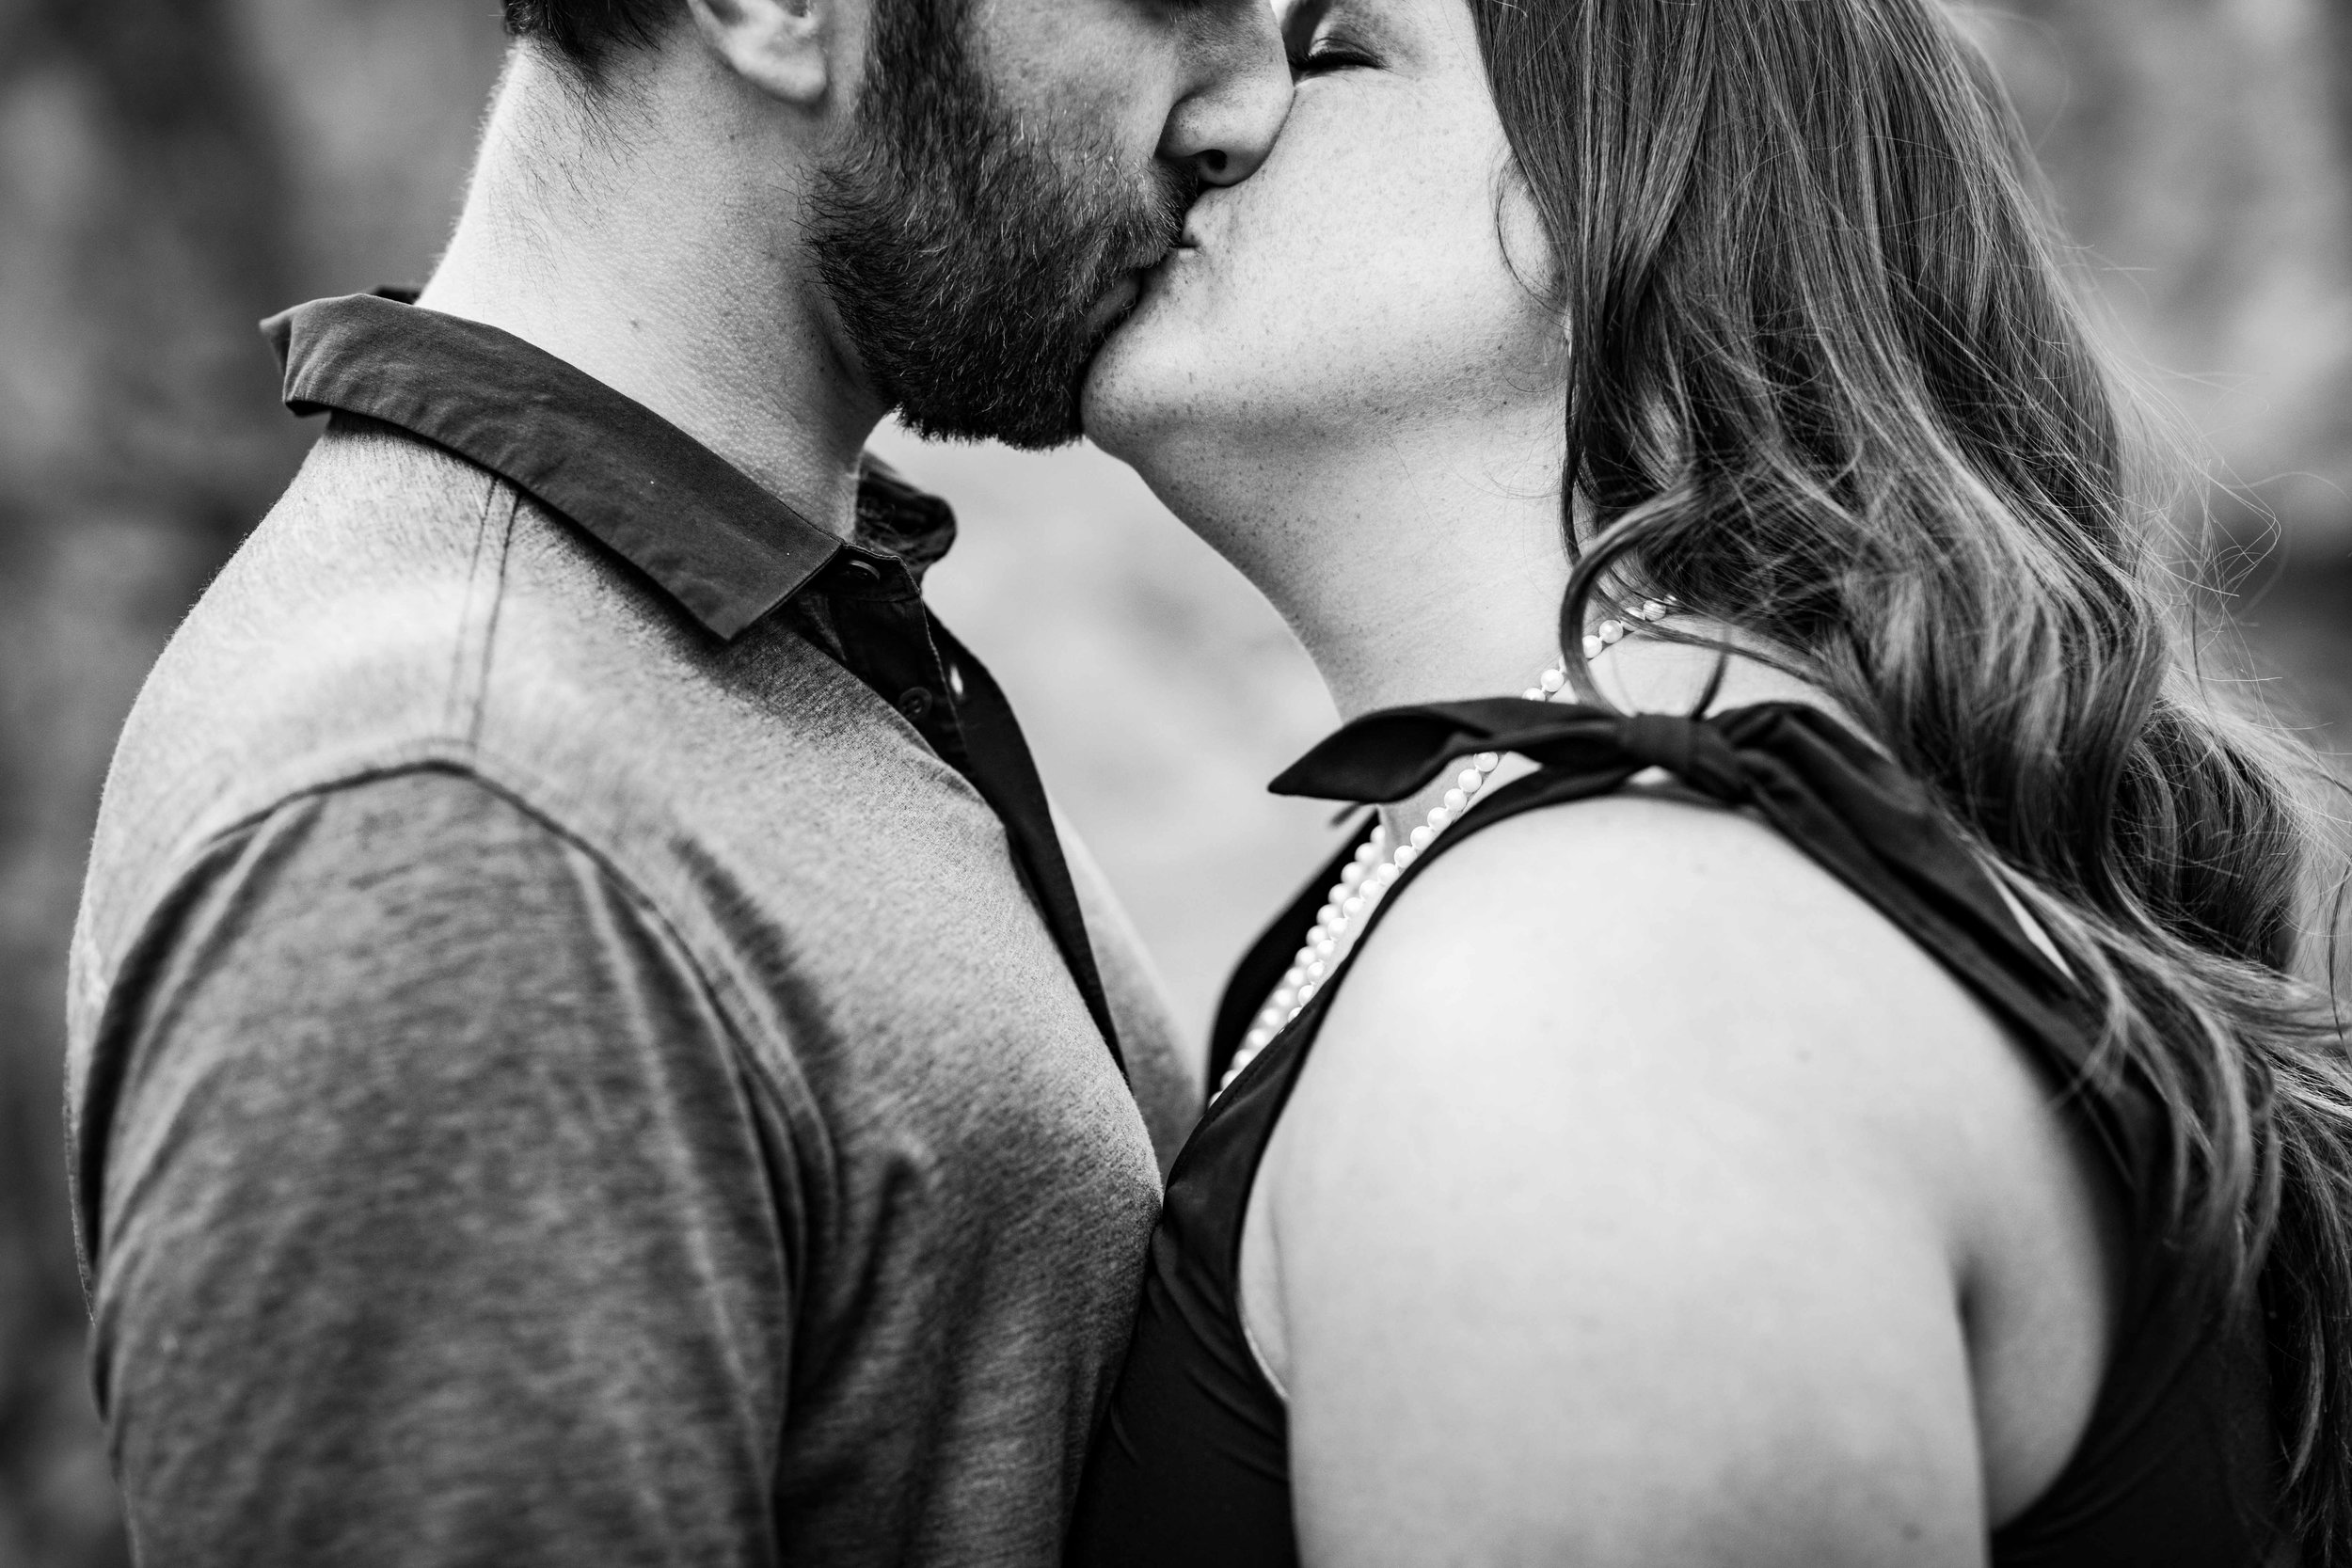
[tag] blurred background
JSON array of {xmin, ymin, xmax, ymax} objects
[{"xmin": 0, "ymin": 1, "xmax": 2345, "ymax": 1560}]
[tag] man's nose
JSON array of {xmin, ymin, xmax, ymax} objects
[{"xmin": 1160, "ymin": 2, "xmax": 1292, "ymax": 188}]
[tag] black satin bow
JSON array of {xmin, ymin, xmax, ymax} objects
[{"xmin": 1270, "ymin": 697, "xmax": 1777, "ymax": 805}]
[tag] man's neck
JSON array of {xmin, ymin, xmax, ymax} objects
[{"xmin": 419, "ymin": 47, "xmax": 882, "ymax": 540}]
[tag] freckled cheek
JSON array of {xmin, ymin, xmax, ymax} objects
[
  {"xmin": 1229, "ymin": 141, "xmax": 1514, "ymax": 345},
  {"xmin": 1218, "ymin": 135, "xmax": 1399, "ymax": 309}
]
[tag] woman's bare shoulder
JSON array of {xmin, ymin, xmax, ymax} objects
[
  {"xmin": 1258, "ymin": 789, "xmax": 2012, "ymax": 1564},
  {"xmin": 1280, "ymin": 783, "xmax": 2105, "ymax": 1341},
  {"xmin": 1266, "ymin": 782, "xmax": 2121, "ymax": 1528},
  {"xmin": 1321, "ymin": 784, "xmax": 1996, "ymax": 1117}
]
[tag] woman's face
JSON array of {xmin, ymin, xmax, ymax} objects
[{"xmin": 1081, "ymin": 0, "xmax": 1564, "ymax": 475}]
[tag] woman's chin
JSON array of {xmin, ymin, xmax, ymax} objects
[
  {"xmin": 1080, "ymin": 278, "xmax": 1323, "ymax": 492},
  {"xmin": 1078, "ymin": 318, "xmax": 1190, "ymax": 467}
]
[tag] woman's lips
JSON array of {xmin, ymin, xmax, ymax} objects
[{"xmin": 1151, "ymin": 237, "xmax": 1202, "ymax": 272}]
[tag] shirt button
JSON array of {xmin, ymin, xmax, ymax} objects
[{"xmin": 898, "ymin": 687, "xmax": 935, "ymax": 721}]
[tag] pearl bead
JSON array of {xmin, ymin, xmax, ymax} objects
[
  {"xmin": 1643, "ymin": 599, "xmax": 1668, "ymax": 621},
  {"xmin": 1599, "ymin": 619, "xmax": 1626, "ymax": 643},
  {"xmin": 1215, "ymin": 648, "xmax": 1598, "ymax": 1106}
]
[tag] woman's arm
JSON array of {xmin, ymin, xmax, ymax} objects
[{"xmin": 1253, "ymin": 793, "xmax": 2113, "ymax": 1567}]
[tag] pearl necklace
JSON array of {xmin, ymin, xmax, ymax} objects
[{"xmin": 1216, "ymin": 597, "xmax": 1676, "ymax": 1097}]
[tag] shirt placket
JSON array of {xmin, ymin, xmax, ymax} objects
[{"xmin": 808, "ymin": 553, "xmax": 971, "ymax": 769}]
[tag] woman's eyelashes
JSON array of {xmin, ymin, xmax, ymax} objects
[
  {"xmin": 1280, "ymin": 0, "xmax": 1379, "ymax": 76},
  {"xmin": 1288, "ymin": 35, "xmax": 1378, "ymax": 75}
]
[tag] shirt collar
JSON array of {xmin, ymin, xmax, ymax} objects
[
  {"xmin": 262, "ymin": 290, "xmax": 956, "ymax": 640},
  {"xmin": 853, "ymin": 453, "xmax": 959, "ymax": 580}
]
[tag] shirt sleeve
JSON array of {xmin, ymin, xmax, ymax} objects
[{"xmin": 83, "ymin": 768, "xmax": 793, "ymax": 1568}]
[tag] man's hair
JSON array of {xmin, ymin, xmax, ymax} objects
[{"xmin": 501, "ymin": 0, "xmax": 676, "ymax": 79}]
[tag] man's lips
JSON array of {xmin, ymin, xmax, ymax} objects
[
  {"xmin": 1085, "ymin": 272, "xmax": 1143, "ymax": 335},
  {"xmin": 1086, "ymin": 230, "xmax": 1200, "ymax": 336}
]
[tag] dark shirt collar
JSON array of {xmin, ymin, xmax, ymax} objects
[
  {"xmin": 263, "ymin": 292, "xmax": 1127, "ymax": 1076},
  {"xmin": 263, "ymin": 290, "xmax": 956, "ymax": 640}
]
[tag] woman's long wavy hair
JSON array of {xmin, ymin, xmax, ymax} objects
[{"xmin": 1470, "ymin": 0, "xmax": 2352, "ymax": 1553}]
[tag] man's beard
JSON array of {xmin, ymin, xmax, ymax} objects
[{"xmin": 807, "ymin": 0, "xmax": 1193, "ymax": 450}]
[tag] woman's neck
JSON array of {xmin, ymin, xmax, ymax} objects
[
  {"xmin": 1152, "ymin": 420, "xmax": 1578, "ymax": 721},
  {"xmin": 1135, "ymin": 420, "xmax": 1839, "ymax": 842}
]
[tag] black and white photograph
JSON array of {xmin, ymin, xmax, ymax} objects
[{"xmin": 3, "ymin": 0, "xmax": 2352, "ymax": 1563}]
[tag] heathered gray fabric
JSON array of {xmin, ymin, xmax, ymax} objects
[{"xmin": 65, "ymin": 418, "xmax": 1191, "ymax": 1566}]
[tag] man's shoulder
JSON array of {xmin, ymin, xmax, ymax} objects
[
  {"xmin": 87, "ymin": 420, "xmax": 522, "ymax": 918},
  {"xmin": 280, "ymin": 409, "xmax": 494, "ymax": 520},
  {"xmin": 79, "ymin": 417, "xmax": 851, "ymax": 1037},
  {"xmin": 101, "ymin": 415, "xmax": 849, "ymax": 863}
]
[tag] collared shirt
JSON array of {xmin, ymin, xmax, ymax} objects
[
  {"xmin": 269, "ymin": 288, "xmax": 1125, "ymax": 1066},
  {"xmin": 64, "ymin": 293, "xmax": 1195, "ymax": 1567}
]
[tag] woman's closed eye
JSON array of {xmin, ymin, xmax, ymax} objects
[
  {"xmin": 1282, "ymin": 0, "xmax": 1380, "ymax": 76},
  {"xmin": 1289, "ymin": 39, "xmax": 1377, "ymax": 75}
]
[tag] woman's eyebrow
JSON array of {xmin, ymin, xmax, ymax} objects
[{"xmin": 1280, "ymin": 0, "xmax": 1340, "ymax": 49}]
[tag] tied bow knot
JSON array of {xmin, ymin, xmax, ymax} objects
[
  {"xmin": 1613, "ymin": 712, "xmax": 1750, "ymax": 804},
  {"xmin": 1268, "ymin": 697, "xmax": 1756, "ymax": 808}
]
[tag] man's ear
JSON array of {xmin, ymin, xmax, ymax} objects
[{"xmin": 683, "ymin": 0, "xmax": 848, "ymax": 108}]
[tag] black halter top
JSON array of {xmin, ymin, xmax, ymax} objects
[{"xmin": 1067, "ymin": 699, "xmax": 2286, "ymax": 1567}]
